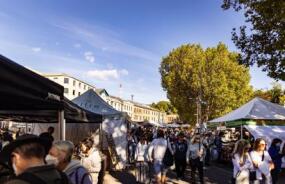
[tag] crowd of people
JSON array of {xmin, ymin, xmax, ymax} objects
[
  {"xmin": 1, "ymin": 125, "xmax": 285, "ymax": 184},
  {"xmin": 232, "ymin": 138, "xmax": 285, "ymax": 184},
  {"xmin": 0, "ymin": 126, "xmax": 105, "ymax": 184},
  {"xmin": 128, "ymin": 126, "xmax": 285, "ymax": 184},
  {"xmin": 127, "ymin": 127, "xmax": 224, "ymax": 184}
]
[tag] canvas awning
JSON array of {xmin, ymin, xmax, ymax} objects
[
  {"xmin": 209, "ymin": 97, "xmax": 285, "ymax": 123},
  {"xmin": 73, "ymin": 89, "xmax": 122, "ymax": 117},
  {"xmin": 244, "ymin": 125, "xmax": 285, "ymax": 144}
]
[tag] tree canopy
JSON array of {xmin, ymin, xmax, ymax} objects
[
  {"xmin": 160, "ymin": 43, "xmax": 253, "ymax": 124},
  {"xmin": 150, "ymin": 101, "xmax": 177, "ymax": 114},
  {"xmin": 222, "ymin": 0, "xmax": 285, "ymax": 80},
  {"xmin": 254, "ymin": 82, "xmax": 285, "ymax": 105}
]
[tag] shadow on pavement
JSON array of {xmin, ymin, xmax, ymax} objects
[{"xmin": 109, "ymin": 170, "xmax": 137, "ymax": 184}]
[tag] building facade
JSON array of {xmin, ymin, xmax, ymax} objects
[
  {"xmin": 43, "ymin": 73, "xmax": 95, "ymax": 100},
  {"xmin": 43, "ymin": 73, "xmax": 172, "ymax": 124},
  {"xmin": 165, "ymin": 114, "xmax": 179, "ymax": 123}
]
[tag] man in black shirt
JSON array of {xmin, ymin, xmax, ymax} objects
[
  {"xmin": 174, "ymin": 132, "xmax": 188, "ymax": 179},
  {"xmin": 39, "ymin": 126, "xmax": 55, "ymax": 145}
]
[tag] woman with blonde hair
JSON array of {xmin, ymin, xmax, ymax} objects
[{"xmin": 232, "ymin": 140, "xmax": 252, "ymax": 184}]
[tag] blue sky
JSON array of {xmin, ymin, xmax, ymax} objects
[{"xmin": 0, "ymin": 0, "xmax": 282, "ymax": 103}]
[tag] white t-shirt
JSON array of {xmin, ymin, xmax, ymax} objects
[
  {"xmin": 187, "ymin": 142, "xmax": 205, "ymax": 161},
  {"xmin": 250, "ymin": 150, "xmax": 272, "ymax": 180},
  {"xmin": 148, "ymin": 138, "xmax": 167, "ymax": 162},
  {"xmin": 135, "ymin": 142, "xmax": 148, "ymax": 162}
]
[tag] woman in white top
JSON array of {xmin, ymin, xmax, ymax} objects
[
  {"xmin": 250, "ymin": 138, "xmax": 274, "ymax": 184},
  {"xmin": 80, "ymin": 138, "xmax": 102, "ymax": 184},
  {"xmin": 135, "ymin": 137, "xmax": 148, "ymax": 162},
  {"xmin": 135, "ymin": 137, "xmax": 149, "ymax": 183},
  {"xmin": 232, "ymin": 140, "xmax": 252, "ymax": 184}
]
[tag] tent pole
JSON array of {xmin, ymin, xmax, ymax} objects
[
  {"xmin": 240, "ymin": 124, "xmax": 243, "ymax": 140},
  {"xmin": 25, "ymin": 123, "xmax": 28, "ymax": 134},
  {"xmin": 58, "ymin": 110, "xmax": 65, "ymax": 140},
  {"xmin": 99, "ymin": 123, "xmax": 103, "ymax": 150}
]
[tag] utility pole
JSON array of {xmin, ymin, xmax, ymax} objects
[
  {"xmin": 131, "ymin": 94, "xmax": 134, "ymax": 101},
  {"xmin": 196, "ymin": 97, "xmax": 199, "ymax": 125}
]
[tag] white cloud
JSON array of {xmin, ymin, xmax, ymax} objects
[
  {"xmin": 86, "ymin": 68, "xmax": 128, "ymax": 80},
  {"xmin": 53, "ymin": 22, "xmax": 160, "ymax": 61},
  {"xmin": 32, "ymin": 47, "xmax": 41, "ymax": 52},
  {"xmin": 87, "ymin": 69, "xmax": 119, "ymax": 80},
  {"xmin": 74, "ymin": 43, "xmax": 81, "ymax": 48},
  {"xmin": 119, "ymin": 69, "xmax": 129, "ymax": 76},
  {"xmin": 84, "ymin": 51, "xmax": 95, "ymax": 63}
]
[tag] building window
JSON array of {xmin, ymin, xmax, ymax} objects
[
  {"xmin": 73, "ymin": 90, "xmax": 75, "ymax": 95},
  {"xmin": 64, "ymin": 88, "xmax": 69, "ymax": 93},
  {"xmin": 53, "ymin": 77, "xmax": 58, "ymax": 80},
  {"xmin": 73, "ymin": 80, "xmax": 76, "ymax": 86},
  {"xmin": 79, "ymin": 83, "xmax": 81, "ymax": 88},
  {"xmin": 64, "ymin": 78, "xmax": 69, "ymax": 84},
  {"xmin": 78, "ymin": 92, "xmax": 81, "ymax": 96},
  {"xmin": 84, "ymin": 85, "xmax": 86, "ymax": 90}
]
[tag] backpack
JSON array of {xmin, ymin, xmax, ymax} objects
[
  {"xmin": 174, "ymin": 141, "xmax": 188, "ymax": 159},
  {"xmin": 163, "ymin": 142, "xmax": 174, "ymax": 167},
  {"xmin": 16, "ymin": 171, "xmax": 69, "ymax": 184}
]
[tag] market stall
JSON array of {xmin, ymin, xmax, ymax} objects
[
  {"xmin": 73, "ymin": 89, "xmax": 129, "ymax": 169},
  {"xmin": 208, "ymin": 97, "xmax": 285, "ymax": 162},
  {"xmin": 0, "ymin": 54, "xmax": 102, "ymax": 141}
]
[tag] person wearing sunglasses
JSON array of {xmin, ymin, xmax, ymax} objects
[{"xmin": 250, "ymin": 138, "xmax": 274, "ymax": 184}]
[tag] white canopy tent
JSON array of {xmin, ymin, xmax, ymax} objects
[
  {"xmin": 209, "ymin": 97, "xmax": 285, "ymax": 123},
  {"xmin": 244, "ymin": 125, "xmax": 285, "ymax": 145},
  {"xmin": 208, "ymin": 97, "xmax": 285, "ymax": 141},
  {"xmin": 73, "ymin": 90, "xmax": 128, "ymax": 169},
  {"xmin": 244, "ymin": 125, "xmax": 285, "ymax": 168}
]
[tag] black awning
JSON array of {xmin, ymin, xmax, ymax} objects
[
  {"xmin": 0, "ymin": 55, "xmax": 102, "ymax": 123},
  {"xmin": 0, "ymin": 54, "xmax": 64, "ymax": 111}
]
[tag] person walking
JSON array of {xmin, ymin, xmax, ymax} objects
[
  {"xmin": 174, "ymin": 132, "xmax": 188, "ymax": 180},
  {"xmin": 268, "ymin": 138, "xmax": 285, "ymax": 184},
  {"xmin": 232, "ymin": 140, "xmax": 252, "ymax": 184},
  {"xmin": 135, "ymin": 137, "xmax": 149, "ymax": 183},
  {"xmin": 48, "ymin": 140, "xmax": 93, "ymax": 184},
  {"xmin": 214, "ymin": 132, "xmax": 223, "ymax": 163},
  {"xmin": 187, "ymin": 135, "xmax": 205, "ymax": 184},
  {"xmin": 80, "ymin": 138, "xmax": 102, "ymax": 184},
  {"xmin": 148, "ymin": 129, "xmax": 168, "ymax": 184},
  {"xmin": 250, "ymin": 138, "xmax": 274, "ymax": 184},
  {"xmin": 0, "ymin": 134, "xmax": 71, "ymax": 184},
  {"xmin": 127, "ymin": 131, "xmax": 137, "ymax": 164}
]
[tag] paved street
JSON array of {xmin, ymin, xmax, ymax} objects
[
  {"xmin": 103, "ymin": 164, "xmax": 233, "ymax": 184},
  {"xmin": 104, "ymin": 164, "xmax": 285, "ymax": 184}
]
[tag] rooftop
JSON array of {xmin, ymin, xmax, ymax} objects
[{"xmin": 43, "ymin": 73, "xmax": 96, "ymax": 88}]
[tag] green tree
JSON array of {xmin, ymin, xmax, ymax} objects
[
  {"xmin": 150, "ymin": 101, "xmax": 178, "ymax": 114},
  {"xmin": 160, "ymin": 43, "xmax": 253, "ymax": 124},
  {"xmin": 222, "ymin": 0, "xmax": 285, "ymax": 80},
  {"xmin": 253, "ymin": 82, "xmax": 285, "ymax": 105}
]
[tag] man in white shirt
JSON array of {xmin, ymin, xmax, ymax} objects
[{"xmin": 148, "ymin": 129, "xmax": 168, "ymax": 184}]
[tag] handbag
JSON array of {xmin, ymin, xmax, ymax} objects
[
  {"xmin": 235, "ymin": 170, "xmax": 250, "ymax": 184},
  {"xmin": 249, "ymin": 170, "xmax": 256, "ymax": 181}
]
